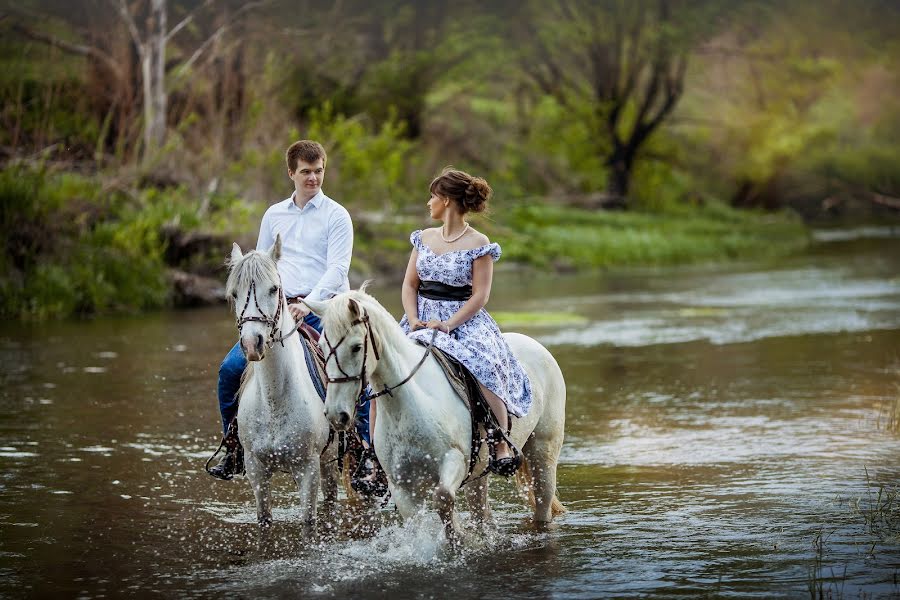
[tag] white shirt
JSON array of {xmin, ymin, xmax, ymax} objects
[{"xmin": 256, "ymin": 190, "xmax": 353, "ymax": 301}]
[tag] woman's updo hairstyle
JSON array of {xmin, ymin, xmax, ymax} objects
[{"xmin": 429, "ymin": 167, "xmax": 492, "ymax": 214}]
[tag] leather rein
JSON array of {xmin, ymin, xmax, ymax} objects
[{"xmin": 321, "ymin": 308, "xmax": 438, "ymax": 407}]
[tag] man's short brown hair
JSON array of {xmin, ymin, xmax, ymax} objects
[{"xmin": 285, "ymin": 140, "xmax": 327, "ymax": 172}]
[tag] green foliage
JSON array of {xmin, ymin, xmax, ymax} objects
[
  {"xmin": 512, "ymin": 96, "xmax": 609, "ymax": 195},
  {"xmin": 306, "ymin": 103, "xmax": 420, "ymax": 210},
  {"xmin": 0, "ymin": 165, "xmax": 256, "ymax": 320}
]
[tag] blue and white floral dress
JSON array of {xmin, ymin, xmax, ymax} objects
[{"xmin": 399, "ymin": 230, "xmax": 533, "ymax": 417}]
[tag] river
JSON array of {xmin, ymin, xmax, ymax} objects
[{"xmin": 1, "ymin": 227, "xmax": 898, "ymax": 598}]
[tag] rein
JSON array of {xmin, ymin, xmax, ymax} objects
[{"xmin": 321, "ymin": 309, "xmax": 439, "ymax": 405}]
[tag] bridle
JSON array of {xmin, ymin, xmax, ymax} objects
[
  {"xmin": 321, "ymin": 307, "xmax": 438, "ymax": 411},
  {"xmin": 235, "ymin": 280, "xmax": 298, "ymax": 348}
]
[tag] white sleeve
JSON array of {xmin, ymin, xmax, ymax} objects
[
  {"xmin": 256, "ymin": 208, "xmax": 274, "ymax": 251},
  {"xmin": 307, "ymin": 209, "xmax": 353, "ymax": 301}
]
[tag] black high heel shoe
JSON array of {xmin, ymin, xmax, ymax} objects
[{"xmin": 486, "ymin": 428, "xmax": 522, "ymax": 477}]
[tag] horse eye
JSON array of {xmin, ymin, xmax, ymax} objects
[
  {"xmin": 231, "ymin": 291, "xmax": 238, "ymax": 299},
  {"xmin": 351, "ymin": 344, "xmax": 362, "ymax": 353},
  {"xmin": 269, "ymin": 286, "xmax": 278, "ymax": 294}
]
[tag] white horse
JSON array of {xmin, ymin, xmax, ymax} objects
[
  {"xmin": 303, "ymin": 287, "xmax": 566, "ymax": 539},
  {"xmin": 226, "ymin": 237, "xmax": 338, "ymax": 537}
]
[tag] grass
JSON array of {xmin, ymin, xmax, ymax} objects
[
  {"xmin": 354, "ymin": 198, "xmax": 810, "ymax": 278},
  {"xmin": 492, "ymin": 201, "xmax": 809, "ymax": 269},
  {"xmin": 877, "ymin": 385, "xmax": 900, "ymax": 433},
  {"xmin": 849, "ymin": 468, "xmax": 900, "ymax": 544},
  {"xmin": 490, "ymin": 311, "xmax": 590, "ymax": 329}
]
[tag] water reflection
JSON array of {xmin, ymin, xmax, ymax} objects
[{"xmin": 0, "ymin": 237, "xmax": 898, "ymax": 597}]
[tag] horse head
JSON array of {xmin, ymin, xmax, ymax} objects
[
  {"xmin": 304, "ymin": 288, "xmax": 380, "ymax": 432},
  {"xmin": 226, "ymin": 235, "xmax": 288, "ymax": 361}
]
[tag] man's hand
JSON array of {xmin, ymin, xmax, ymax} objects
[{"xmin": 289, "ymin": 302, "xmax": 311, "ymax": 323}]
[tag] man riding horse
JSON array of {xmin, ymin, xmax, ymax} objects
[{"xmin": 208, "ymin": 140, "xmax": 377, "ymax": 487}]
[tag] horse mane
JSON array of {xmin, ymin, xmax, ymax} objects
[
  {"xmin": 324, "ymin": 285, "xmax": 402, "ymax": 345},
  {"xmin": 225, "ymin": 249, "xmax": 280, "ymax": 302}
]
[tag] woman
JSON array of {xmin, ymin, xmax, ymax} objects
[{"xmin": 397, "ymin": 167, "xmax": 533, "ymax": 476}]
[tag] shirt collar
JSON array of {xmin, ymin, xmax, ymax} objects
[{"xmin": 288, "ymin": 189, "xmax": 325, "ymax": 210}]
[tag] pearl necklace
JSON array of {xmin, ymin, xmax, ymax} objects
[{"xmin": 441, "ymin": 223, "xmax": 470, "ymax": 243}]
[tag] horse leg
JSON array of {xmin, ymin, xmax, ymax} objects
[
  {"xmin": 463, "ymin": 475, "xmax": 491, "ymax": 526},
  {"xmin": 290, "ymin": 457, "xmax": 320, "ymax": 540},
  {"xmin": 319, "ymin": 449, "xmax": 339, "ymax": 532},
  {"xmin": 244, "ymin": 452, "xmax": 273, "ymax": 529},
  {"xmin": 522, "ymin": 436, "xmax": 563, "ymax": 525},
  {"xmin": 433, "ymin": 449, "xmax": 466, "ymax": 544}
]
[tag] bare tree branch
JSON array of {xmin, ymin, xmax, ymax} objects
[
  {"xmin": 165, "ymin": 0, "xmax": 214, "ymax": 42},
  {"xmin": 11, "ymin": 22, "xmax": 125, "ymax": 82},
  {"xmin": 113, "ymin": 0, "xmax": 145, "ymax": 58},
  {"xmin": 173, "ymin": 0, "xmax": 270, "ymax": 78}
]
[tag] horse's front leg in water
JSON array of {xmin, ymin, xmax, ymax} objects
[
  {"xmin": 434, "ymin": 449, "xmax": 467, "ymax": 544},
  {"xmin": 290, "ymin": 458, "xmax": 320, "ymax": 540},
  {"xmin": 245, "ymin": 453, "xmax": 273, "ymax": 529}
]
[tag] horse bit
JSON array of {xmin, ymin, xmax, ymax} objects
[
  {"xmin": 321, "ymin": 307, "xmax": 437, "ymax": 406},
  {"xmin": 235, "ymin": 280, "xmax": 298, "ymax": 348}
]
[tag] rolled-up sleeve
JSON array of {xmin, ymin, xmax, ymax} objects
[{"xmin": 307, "ymin": 208, "xmax": 353, "ymax": 301}]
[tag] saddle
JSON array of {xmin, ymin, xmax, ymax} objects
[{"xmin": 422, "ymin": 343, "xmax": 521, "ymax": 484}]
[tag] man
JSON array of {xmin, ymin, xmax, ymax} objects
[{"xmin": 209, "ymin": 139, "xmax": 370, "ymax": 480}]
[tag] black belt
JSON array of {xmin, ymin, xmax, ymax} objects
[{"xmin": 418, "ymin": 281, "xmax": 472, "ymax": 301}]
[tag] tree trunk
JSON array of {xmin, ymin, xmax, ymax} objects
[
  {"xmin": 142, "ymin": 0, "xmax": 167, "ymax": 157},
  {"xmin": 606, "ymin": 144, "xmax": 633, "ymax": 201}
]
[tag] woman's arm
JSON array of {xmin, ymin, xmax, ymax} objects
[
  {"xmin": 427, "ymin": 254, "xmax": 493, "ymax": 333},
  {"xmin": 401, "ymin": 249, "xmax": 425, "ymax": 330}
]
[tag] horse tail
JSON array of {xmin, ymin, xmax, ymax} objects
[
  {"xmin": 515, "ymin": 453, "xmax": 567, "ymax": 518},
  {"xmin": 550, "ymin": 490, "xmax": 567, "ymax": 517}
]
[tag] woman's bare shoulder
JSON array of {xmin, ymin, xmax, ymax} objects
[
  {"xmin": 467, "ymin": 228, "xmax": 490, "ymax": 246},
  {"xmin": 420, "ymin": 227, "xmax": 441, "ymax": 244}
]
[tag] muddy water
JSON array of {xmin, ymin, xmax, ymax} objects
[{"xmin": 1, "ymin": 229, "xmax": 898, "ymax": 598}]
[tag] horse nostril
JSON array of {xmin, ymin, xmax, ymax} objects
[
  {"xmin": 256, "ymin": 334, "xmax": 264, "ymax": 353},
  {"xmin": 338, "ymin": 411, "xmax": 350, "ymax": 427}
]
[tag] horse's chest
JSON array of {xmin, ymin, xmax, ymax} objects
[{"xmin": 383, "ymin": 449, "xmax": 441, "ymax": 487}]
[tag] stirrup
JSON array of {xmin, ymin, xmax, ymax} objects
[
  {"xmin": 205, "ymin": 440, "xmax": 245, "ymax": 480},
  {"xmin": 486, "ymin": 428, "xmax": 521, "ymax": 478},
  {"xmin": 351, "ymin": 447, "xmax": 389, "ymax": 497}
]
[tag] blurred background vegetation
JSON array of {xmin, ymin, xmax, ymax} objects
[{"xmin": 1, "ymin": 0, "xmax": 898, "ymax": 319}]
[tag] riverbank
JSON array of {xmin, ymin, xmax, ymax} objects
[{"xmin": 1, "ymin": 165, "xmax": 810, "ymax": 320}]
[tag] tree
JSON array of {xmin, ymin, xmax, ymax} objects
[
  {"xmin": 9, "ymin": 0, "xmax": 268, "ymax": 162},
  {"xmin": 515, "ymin": 0, "xmax": 720, "ymax": 205}
]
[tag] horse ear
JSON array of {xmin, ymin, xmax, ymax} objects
[
  {"xmin": 348, "ymin": 297, "xmax": 361, "ymax": 319},
  {"xmin": 301, "ymin": 297, "xmax": 329, "ymax": 317},
  {"xmin": 230, "ymin": 242, "xmax": 243, "ymax": 264},
  {"xmin": 269, "ymin": 234, "xmax": 282, "ymax": 262}
]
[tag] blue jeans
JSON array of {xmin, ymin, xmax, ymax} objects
[{"xmin": 217, "ymin": 312, "xmax": 371, "ymax": 443}]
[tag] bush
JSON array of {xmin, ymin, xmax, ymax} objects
[{"xmin": 0, "ymin": 166, "xmax": 208, "ymax": 319}]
